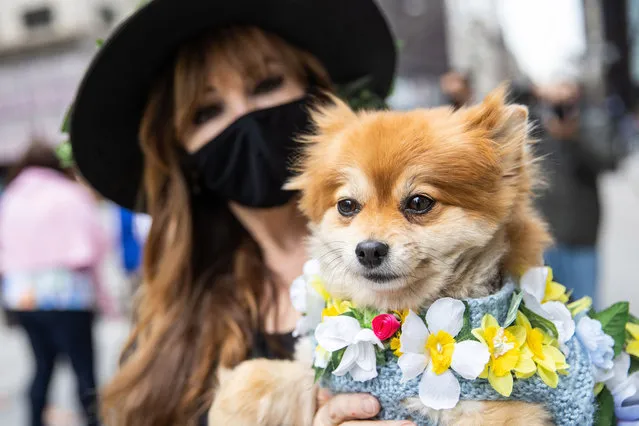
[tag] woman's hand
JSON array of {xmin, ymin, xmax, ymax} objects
[{"xmin": 313, "ymin": 389, "xmax": 416, "ymax": 426}]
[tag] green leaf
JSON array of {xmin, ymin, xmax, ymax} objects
[
  {"xmin": 96, "ymin": 38, "xmax": 104, "ymax": 48},
  {"xmin": 341, "ymin": 311, "xmax": 357, "ymax": 320},
  {"xmin": 594, "ymin": 386, "xmax": 616, "ymax": 426},
  {"xmin": 456, "ymin": 302, "xmax": 476, "ymax": 342},
  {"xmin": 60, "ymin": 106, "xmax": 72, "ymax": 133},
  {"xmin": 519, "ymin": 305, "xmax": 559, "ymax": 339},
  {"xmin": 629, "ymin": 314, "xmax": 639, "ymax": 325},
  {"xmin": 335, "ymin": 76, "xmax": 387, "ymax": 111},
  {"xmin": 55, "ymin": 141, "xmax": 74, "ymax": 168},
  {"xmin": 375, "ymin": 349, "xmax": 386, "ymax": 366},
  {"xmin": 313, "ymin": 366, "xmax": 325, "ymax": 383},
  {"xmin": 593, "ymin": 302, "xmax": 630, "ymax": 357},
  {"xmin": 359, "ymin": 307, "xmax": 379, "ymax": 330},
  {"xmin": 504, "ymin": 291, "xmax": 524, "ymax": 327},
  {"xmin": 327, "ymin": 348, "xmax": 345, "ymax": 373}
]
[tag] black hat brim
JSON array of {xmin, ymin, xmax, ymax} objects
[{"xmin": 70, "ymin": 0, "xmax": 396, "ymax": 211}]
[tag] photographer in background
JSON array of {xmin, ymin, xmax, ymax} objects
[
  {"xmin": 441, "ymin": 0, "xmax": 625, "ymax": 304},
  {"xmin": 529, "ymin": 81, "xmax": 619, "ymax": 304}
]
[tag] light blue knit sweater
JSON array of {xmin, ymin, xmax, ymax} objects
[{"xmin": 321, "ymin": 284, "xmax": 595, "ymax": 426}]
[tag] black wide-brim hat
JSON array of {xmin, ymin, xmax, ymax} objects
[{"xmin": 70, "ymin": 0, "xmax": 396, "ymax": 211}]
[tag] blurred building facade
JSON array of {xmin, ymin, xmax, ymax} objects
[
  {"xmin": 0, "ymin": 0, "xmax": 637, "ymax": 170},
  {"xmin": 0, "ymin": 0, "xmax": 139, "ymax": 167}
]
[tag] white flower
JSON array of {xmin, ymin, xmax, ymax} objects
[
  {"xmin": 604, "ymin": 353, "xmax": 639, "ymax": 423},
  {"xmin": 291, "ymin": 260, "xmax": 327, "ymax": 337},
  {"xmin": 520, "ymin": 267, "xmax": 575, "ymax": 346},
  {"xmin": 397, "ymin": 298, "xmax": 490, "ymax": 410},
  {"xmin": 290, "ymin": 277, "xmax": 308, "ymax": 313},
  {"xmin": 575, "ymin": 316, "xmax": 615, "ymax": 382},
  {"xmin": 315, "ymin": 316, "xmax": 384, "ymax": 381},
  {"xmin": 313, "ymin": 345, "xmax": 331, "ymax": 369}
]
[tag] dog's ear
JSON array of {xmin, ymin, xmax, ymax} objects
[
  {"xmin": 463, "ymin": 85, "xmax": 551, "ymax": 274},
  {"xmin": 284, "ymin": 95, "xmax": 357, "ymax": 192},
  {"xmin": 462, "ymin": 84, "xmax": 529, "ymax": 177},
  {"xmin": 308, "ymin": 94, "xmax": 358, "ymax": 138}
]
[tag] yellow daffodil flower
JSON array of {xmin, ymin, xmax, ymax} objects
[
  {"xmin": 516, "ymin": 312, "xmax": 569, "ymax": 388},
  {"xmin": 567, "ymin": 296, "xmax": 593, "ymax": 317},
  {"xmin": 321, "ymin": 299, "xmax": 353, "ymax": 318},
  {"xmin": 310, "ymin": 277, "xmax": 330, "ymax": 301},
  {"xmin": 472, "ymin": 314, "xmax": 535, "ymax": 396},
  {"xmin": 390, "ymin": 336, "xmax": 403, "ymax": 357},
  {"xmin": 541, "ymin": 268, "xmax": 570, "ymax": 304},
  {"xmin": 625, "ymin": 322, "xmax": 639, "ymax": 358}
]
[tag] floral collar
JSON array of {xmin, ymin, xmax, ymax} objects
[{"xmin": 291, "ymin": 260, "xmax": 639, "ymax": 422}]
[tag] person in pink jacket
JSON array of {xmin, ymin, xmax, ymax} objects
[{"xmin": 0, "ymin": 143, "xmax": 112, "ymax": 426}]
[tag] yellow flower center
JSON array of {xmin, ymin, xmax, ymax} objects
[
  {"xmin": 492, "ymin": 328, "xmax": 515, "ymax": 358},
  {"xmin": 483, "ymin": 326, "xmax": 520, "ymax": 376},
  {"xmin": 426, "ymin": 330, "xmax": 455, "ymax": 375}
]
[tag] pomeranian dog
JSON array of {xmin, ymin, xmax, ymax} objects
[{"xmin": 209, "ymin": 86, "xmax": 555, "ymax": 425}]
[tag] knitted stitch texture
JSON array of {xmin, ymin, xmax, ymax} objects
[{"xmin": 321, "ymin": 284, "xmax": 595, "ymax": 426}]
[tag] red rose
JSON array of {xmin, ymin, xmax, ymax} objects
[{"xmin": 371, "ymin": 313, "xmax": 401, "ymax": 340}]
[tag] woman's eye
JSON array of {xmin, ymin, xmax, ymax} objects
[
  {"xmin": 252, "ymin": 76, "xmax": 284, "ymax": 95},
  {"xmin": 337, "ymin": 199, "xmax": 361, "ymax": 217},
  {"xmin": 403, "ymin": 195, "xmax": 435, "ymax": 215},
  {"xmin": 193, "ymin": 104, "xmax": 223, "ymax": 125}
]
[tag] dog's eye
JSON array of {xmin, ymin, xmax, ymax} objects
[
  {"xmin": 337, "ymin": 199, "xmax": 361, "ymax": 217},
  {"xmin": 404, "ymin": 195, "xmax": 435, "ymax": 215}
]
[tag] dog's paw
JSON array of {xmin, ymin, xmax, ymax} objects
[
  {"xmin": 403, "ymin": 399, "xmax": 554, "ymax": 426},
  {"xmin": 208, "ymin": 358, "xmax": 317, "ymax": 426}
]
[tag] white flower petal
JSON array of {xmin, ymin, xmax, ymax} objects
[
  {"xmin": 520, "ymin": 267, "xmax": 548, "ymax": 302},
  {"xmin": 451, "ymin": 341, "xmax": 490, "ymax": 380},
  {"xmin": 606, "ymin": 353, "xmax": 632, "ymax": 392},
  {"xmin": 290, "ymin": 277, "xmax": 308, "ymax": 313},
  {"xmin": 522, "ymin": 291, "xmax": 547, "ymax": 317},
  {"xmin": 398, "ymin": 353, "xmax": 429, "ymax": 382},
  {"xmin": 542, "ymin": 301, "xmax": 575, "ymax": 343},
  {"xmin": 313, "ymin": 347, "xmax": 331, "ymax": 369},
  {"xmin": 356, "ymin": 342, "xmax": 377, "ymax": 371},
  {"xmin": 306, "ymin": 293, "xmax": 325, "ymax": 324},
  {"xmin": 349, "ymin": 363, "xmax": 378, "ymax": 382},
  {"xmin": 354, "ymin": 328, "xmax": 384, "ymax": 349},
  {"xmin": 418, "ymin": 367, "xmax": 461, "ymax": 410},
  {"xmin": 332, "ymin": 344, "xmax": 359, "ymax": 376},
  {"xmin": 426, "ymin": 298, "xmax": 465, "ymax": 337},
  {"xmin": 315, "ymin": 316, "xmax": 361, "ymax": 352},
  {"xmin": 303, "ymin": 259, "xmax": 321, "ymax": 278},
  {"xmin": 400, "ymin": 310, "xmax": 429, "ymax": 354},
  {"xmin": 594, "ymin": 366, "xmax": 615, "ymax": 384},
  {"xmin": 293, "ymin": 317, "xmax": 311, "ymax": 337}
]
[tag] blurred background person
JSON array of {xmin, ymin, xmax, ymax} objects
[
  {"xmin": 0, "ymin": 143, "xmax": 112, "ymax": 426},
  {"xmin": 440, "ymin": 0, "xmax": 632, "ymax": 304}
]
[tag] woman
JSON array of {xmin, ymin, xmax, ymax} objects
[
  {"xmin": 0, "ymin": 143, "xmax": 111, "ymax": 426},
  {"xmin": 69, "ymin": 1, "xmax": 406, "ymax": 424}
]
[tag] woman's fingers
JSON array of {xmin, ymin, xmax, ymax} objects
[
  {"xmin": 314, "ymin": 393, "xmax": 380, "ymax": 425},
  {"xmin": 341, "ymin": 422, "xmax": 416, "ymax": 426}
]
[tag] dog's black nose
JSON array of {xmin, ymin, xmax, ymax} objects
[{"xmin": 355, "ymin": 240, "xmax": 389, "ymax": 268}]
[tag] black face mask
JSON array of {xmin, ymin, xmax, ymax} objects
[{"xmin": 186, "ymin": 97, "xmax": 313, "ymax": 208}]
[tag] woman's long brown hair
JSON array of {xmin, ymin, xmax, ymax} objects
[{"xmin": 101, "ymin": 27, "xmax": 331, "ymax": 426}]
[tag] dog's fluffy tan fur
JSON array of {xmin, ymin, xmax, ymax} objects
[{"xmin": 209, "ymin": 87, "xmax": 554, "ymax": 425}]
